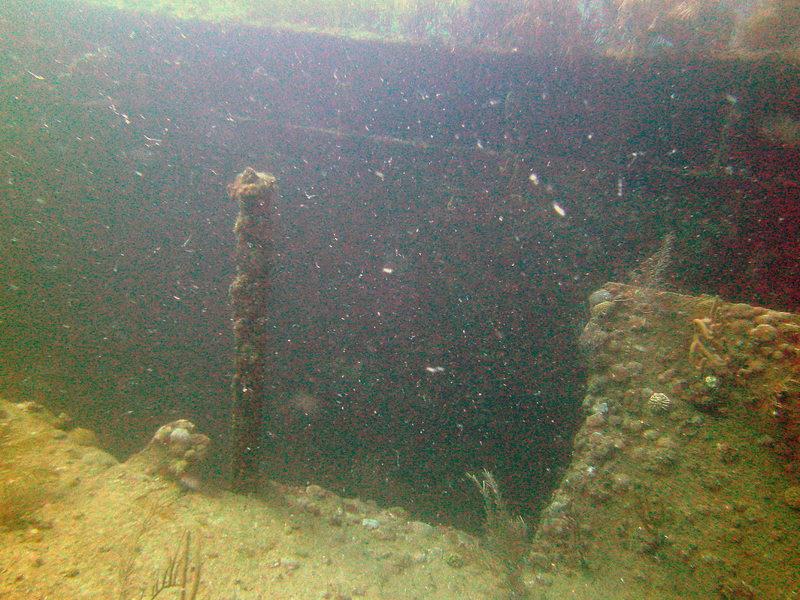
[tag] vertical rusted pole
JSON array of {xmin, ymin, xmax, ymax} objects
[{"xmin": 228, "ymin": 167, "xmax": 277, "ymax": 491}]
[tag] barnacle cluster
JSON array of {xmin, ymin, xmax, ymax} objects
[
  {"xmin": 136, "ymin": 419, "xmax": 211, "ymax": 487},
  {"xmin": 647, "ymin": 392, "xmax": 673, "ymax": 413}
]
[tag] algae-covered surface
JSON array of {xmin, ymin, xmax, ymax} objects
[
  {"xmin": 53, "ymin": 0, "xmax": 800, "ymax": 62},
  {"xmin": 67, "ymin": 0, "xmax": 468, "ymax": 46},
  {"xmin": 2, "ymin": 285, "xmax": 798, "ymax": 599},
  {"xmin": 0, "ymin": 400, "xmax": 504, "ymax": 599},
  {"xmin": 533, "ymin": 283, "xmax": 800, "ymax": 599},
  {"xmin": 1, "ymin": 1, "xmax": 799, "ymax": 598}
]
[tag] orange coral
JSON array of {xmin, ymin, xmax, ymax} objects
[{"xmin": 689, "ymin": 316, "xmax": 727, "ymax": 370}]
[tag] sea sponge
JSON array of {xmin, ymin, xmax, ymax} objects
[{"xmin": 760, "ymin": 113, "xmax": 800, "ymax": 147}]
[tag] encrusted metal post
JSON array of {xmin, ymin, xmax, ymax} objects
[{"xmin": 228, "ymin": 167, "xmax": 277, "ymax": 491}]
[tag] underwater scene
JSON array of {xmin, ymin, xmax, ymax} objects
[{"xmin": 1, "ymin": 0, "xmax": 799, "ymax": 598}]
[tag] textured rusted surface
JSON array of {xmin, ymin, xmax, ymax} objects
[{"xmin": 228, "ymin": 167, "xmax": 278, "ymax": 491}]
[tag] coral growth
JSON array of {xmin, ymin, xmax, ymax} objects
[
  {"xmin": 140, "ymin": 531, "xmax": 202, "ymax": 600},
  {"xmin": 736, "ymin": 0, "xmax": 800, "ymax": 51},
  {"xmin": 534, "ymin": 283, "xmax": 800, "ymax": 597},
  {"xmin": 497, "ymin": 0, "xmax": 586, "ymax": 55},
  {"xmin": 131, "ymin": 420, "xmax": 210, "ymax": 489},
  {"xmin": 612, "ymin": 0, "xmax": 735, "ymax": 54},
  {"xmin": 628, "ymin": 232, "xmax": 675, "ymax": 292},
  {"xmin": 688, "ymin": 316, "xmax": 727, "ymax": 371},
  {"xmin": 760, "ymin": 113, "xmax": 800, "ymax": 147},
  {"xmin": 467, "ymin": 469, "xmax": 530, "ymax": 599}
]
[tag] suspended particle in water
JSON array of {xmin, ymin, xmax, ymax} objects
[
  {"xmin": 552, "ymin": 202, "xmax": 566, "ymax": 217},
  {"xmin": 528, "ymin": 173, "xmax": 540, "ymax": 186}
]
